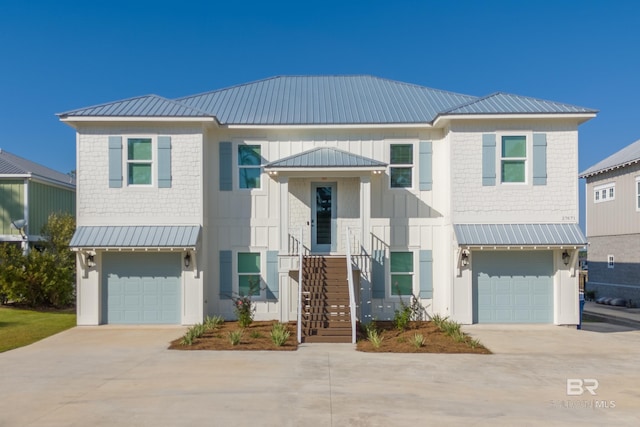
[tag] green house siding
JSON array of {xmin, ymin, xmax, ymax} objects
[
  {"xmin": 0, "ymin": 180, "xmax": 25, "ymax": 236},
  {"xmin": 28, "ymin": 182, "xmax": 76, "ymax": 235}
]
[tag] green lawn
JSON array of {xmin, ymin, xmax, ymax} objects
[{"xmin": 0, "ymin": 306, "xmax": 76, "ymax": 353}]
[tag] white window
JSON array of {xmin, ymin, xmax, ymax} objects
[
  {"xmin": 127, "ymin": 137, "xmax": 153, "ymax": 185},
  {"xmin": 390, "ymin": 144, "xmax": 413, "ymax": 188},
  {"xmin": 607, "ymin": 254, "xmax": 614, "ymax": 269},
  {"xmin": 636, "ymin": 177, "xmax": 640, "ymax": 210},
  {"xmin": 594, "ymin": 183, "xmax": 615, "ymax": 204},
  {"xmin": 238, "ymin": 144, "xmax": 262, "ymax": 189},
  {"xmin": 500, "ymin": 135, "xmax": 527, "ymax": 183}
]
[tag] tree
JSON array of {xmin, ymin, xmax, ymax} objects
[{"xmin": 0, "ymin": 213, "xmax": 76, "ymax": 307}]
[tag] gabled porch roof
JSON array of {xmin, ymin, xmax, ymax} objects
[{"xmin": 265, "ymin": 147, "xmax": 387, "ymax": 172}]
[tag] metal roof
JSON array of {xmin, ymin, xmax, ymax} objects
[
  {"xmin": 266, "ymin": 147, "xmax": 387, "ymax": 169},
  {"xmin": 58, "ymin": 95, "xmax": 213, "ymax": 118},
  {"xmin": 58, "ymin": 76, "xmax": 597, "ymax": 125},
  {"xmin": 454, "ymin": 223, "xmax": 586, "ymax": 247},
  {"xmin": 579, "ymin": 138, "xmax": 640, "ymax": 178},
  {"xmin": 69, "ymin": 225, "xmax": 201, "ymax": 248},
  {"xmin": 0, "ymin": 149, "xmax": 75, "ymax": 188},
  {"xmin": 442, "ymin": 92, "xmax": 597, "ymax": 115}
]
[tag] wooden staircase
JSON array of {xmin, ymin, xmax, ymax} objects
[{"xmin": 300, "ymin": 256, "xmax": 353, "ymax": 343}]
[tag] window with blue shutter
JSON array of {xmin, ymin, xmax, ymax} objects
[
  {"xmin": 108, "ymin": 136, "xmax": 123, "ymax": 188},
  {"xmin": 157, "ymin": 136, "xmax": 172, "ymax": 188},
  {"xmin": 419, "ymin": 141, "xmax": 433, "ymax": 191},
  {"xmin": 532, "ymin": 133, "xmax": 547, "ymax": 185},
  {"xmin": 482, "ymin": 134, "xmax": 496, "ymax": 186},
  {"xmin": 219, "ymin": 142, "xmax": 232, "ymax": 191},
  {"xmin": 266, "ymin": 251, "xmax": 279, "ymax": 300}
]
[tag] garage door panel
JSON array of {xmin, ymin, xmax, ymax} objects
[
  {"xmin": 473, "ymin": 251, "xmax": 553, "ymax": 324},
  {"xmin": 103, "ymin": 253, "xmax": 181, "ymax": 324}
]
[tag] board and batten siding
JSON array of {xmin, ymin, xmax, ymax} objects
[
  {"xmin": 28, "ymin": 181, "xmax": 75, "ymax": 235},
  {"xmin": 585, "ymin": 162, "xmax": 640, "ymax": 237},
  {"xmin": 0, "ymin": 180, "xmax": 25, "ymax": 236}
]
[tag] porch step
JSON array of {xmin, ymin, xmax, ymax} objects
[{"xmin": 302, "ymin": 335, "xmax": 352, "ymax": 343}]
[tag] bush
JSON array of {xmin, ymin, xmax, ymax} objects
[
  {"xmin": 228, "ymin": 330, "xmax": 243, "ymax": 345},
  {"xmin": 0, "ymin": 213, "xmax": 75, "ymax": 308},
  {"xmin": 270, "ymin": 322, "xmax": 290, "ymax": 346}
]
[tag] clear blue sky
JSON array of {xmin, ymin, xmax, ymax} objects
[{"xmin": 2, "ymin": 0, "xmax": 639, "ymax": 228}]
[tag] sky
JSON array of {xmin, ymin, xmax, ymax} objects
[{"xmin": 1, "ymin": 0, "xmax": 639, "ymax": 229}]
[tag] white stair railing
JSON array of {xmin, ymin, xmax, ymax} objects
[
  {"xmin": 297, "ymin": 227, "xmax": 303, "ymax": 343},
  {"xmin": 345, "ymin": 227, "xmax": 357, "ymax": 344}
]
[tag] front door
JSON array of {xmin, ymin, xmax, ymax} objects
[{"xmin": 311, "ymin": 183, "xmax": 336, "ymax": 253}]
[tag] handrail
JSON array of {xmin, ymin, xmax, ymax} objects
[
  {"xmin": 345, "ymin": 227, "xmax": 357, "ymax": 344},
  {"xmin": 297, "ymin": 227, "xmax": 303, "ymax": 343}
]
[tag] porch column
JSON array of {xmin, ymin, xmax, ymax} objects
[
  {"xmin": 360, "ymin": 175, "xmax": 371, "ymax": 253},
  {"xmin": 279, "ymin": 176, "xmax": 289, "ymax": 253}
]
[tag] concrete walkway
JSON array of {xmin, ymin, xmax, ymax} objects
[
  {"xmin": 582, "ymin": 301, "xmax": 640, "ymax": 328},
  {"xmin": 1, "ymin": 324, "xmax": 639, "ymax": 426}
]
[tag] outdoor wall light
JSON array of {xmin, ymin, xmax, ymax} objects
[
  {"xmin": 461, "ymin": 249, "xmax": 470, "ymax": 266},
  {"xmin": 562, "ymin": 251, "xmax": 570, "ymax": 266},
  {"xmin": 86, "ymin": 254, "xmax": 96, "ymax": 268},
  {"xmin": 184, "ymin": 252, "xmax": 191, "ymax": 268}
]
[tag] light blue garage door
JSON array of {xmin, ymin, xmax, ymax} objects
[
  {"xmin": 103, "ymin": 252, "xmax": 181, "ymax": 324},
  {"xmin": 473, "ymin": 251, "xmax": 553, "ymax": 323}
]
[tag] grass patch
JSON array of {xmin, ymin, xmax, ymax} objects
[{"xmin": 0, "ymin": 306, "xmax": 76, "ymax": 353}]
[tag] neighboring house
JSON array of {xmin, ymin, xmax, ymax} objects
[
  {"xmin": 580, "ymin": 138, "xmax": 640, "ymax": 305},
  {"xmin": 59, "ymin": 75, "xmax": 595, "ymax": 330},
  {"xmin": 0, "ymin": 149, "xmax": 75, "ymax": 247}
]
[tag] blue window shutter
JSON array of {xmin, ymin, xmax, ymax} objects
[
  {"xmin": 219, "ymin": 142, "xmax": 232, "ymax": 191},
  {"xmin": 419, "ymin": 141, "xmax": 433, "ymax": 191},
  {"xmin": 219, "ymin": 250, "xmax": 232, "ymax": 299},
  {"xmin": 419, "ymin": 250, "xmax": 433, "ymax": 298},
  {"xmin": 532, "ymin": 133, "xmax": 547, "ymax": 185},
  {"xmin": 266, "ymin": 250, "xmax": 279, "ymax": 300},
  {"xmin": 371, "ymin": 249, "xmax": 386, "ymax": 299},
  {"xmin": 482, "ymin": 134, "xmax": 496, "ymax": 186},
  {"xmin": 108, "ymin": 136, "xmax": 123, "ymax": 188},
  {"xmin": 157, "ymin": 136, "xmax": 172, "ymax": 188}
]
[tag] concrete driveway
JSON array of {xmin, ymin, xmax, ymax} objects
[{"xmin": 1, "ymin": 324, "xmax": 639, "ymax": 426}]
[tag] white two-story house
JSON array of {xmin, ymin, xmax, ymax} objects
[{"xmin": 60, "ymin": 76, "xmax": 595, "ymax": 334}]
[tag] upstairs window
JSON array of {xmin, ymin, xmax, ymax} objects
[
  {"xmin": 608, "ymin": 254, "xmax": 615, "ymax": 269},
  {"xmin": 238, "ymin": 145, "xmax": 262, "ymax": 189},
  {"xmin": 594, "ymin": 183, "xmax": 615, "ymax": 204},
  {"xmin": 501, "ymin": 136, "xmax": 526, "ymax": 183},
  {"xmin": 127, "ymin": 138, "xmax": 152, "ymax": 185},
  {"xmin": 390, "ymin": 144, "xmax": 413, "ymax": 188}
]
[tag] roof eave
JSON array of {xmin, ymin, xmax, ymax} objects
[
  {"xmin": 579, "ymin": 158, "xmax": 640, "ymax": 179},
  {"xmin": 264, "ymin": 165, "xmax": 387, "ymax": 173},
  {"xmin": 224, "ymin": 122, "xmax": 433, "ymax": 130},
  {"xmin": 432, "ymin": 112, "xmax": 597, "ymax": 127}
]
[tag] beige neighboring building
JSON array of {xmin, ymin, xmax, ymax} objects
[{"xmin": 580, "ymin": 138, "xmax": 640, "ymax": 305}]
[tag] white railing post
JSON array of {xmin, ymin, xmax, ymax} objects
[
  {"xmin": 345, "ymin": 227, "xmax": 357, "ymax": 344},
  {"xmin": 297, "ymin": 227, "xmax": 303, "ymax": 343}
]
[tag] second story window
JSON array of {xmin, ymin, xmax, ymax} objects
[
  {"xmin": 594, "ymin": 183, "xmax": 615, "ymax": 204},
  {"xmin": 501, "ymin": 136, "xmax": 526, "ymax": 183},
  {"xmin": 238, "ymin": 145, "xmax": 262, "ymax": 189},
  {"xmin": 390, "ymin": 144, "xmax": 413, "ymax": 188},
  {"xmin": 127, "ymin": 138, "xmax": 152, "ymax": 185}
]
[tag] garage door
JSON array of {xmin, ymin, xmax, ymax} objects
[
  {"xmin": 102, "ymin": 252, "xmax": 181, "ymax": 324},
  {"xmin": 473, "ymin": 251, "xmax": 553, "ymax": 323}
]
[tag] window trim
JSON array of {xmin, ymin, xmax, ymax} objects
[
  {"xmin": 236, "ymin": 250, "xmax": 265, "ymax": 299},
  {"xmin": 388, "ymin": 142, "xmax": 416, "ymax": 190},
  {"xmin": 125, "ymin": 136, "xmax": 155, "ymax": 187},
  {"xmin": 594, "ymin": 182, "xmax": 615, "ymax": 204},
  {"xmin": 234, "ymin": 141, "xmax": 265, "ymax": 191},
  {"xmin": 498, "ymin": 132, "xmax": 530, "ymax": 185},
  {"xmin": 389, "ymin": 251, "xmax": 415, "ymax": 297},
  {"xmin": 607, "ymin": 254, "xmax": 615, "ymax": 269}
]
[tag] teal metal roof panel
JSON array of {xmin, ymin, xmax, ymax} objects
[
  {"xmin": 579, "ymin": 138, "xmax": 640, "ymax": 178},
  {"xmin": 442, "ymin": 92, "xmax": 597, "ymax": 115},
  {"xmin": 0, "ymin": 149, "xmax": 75, "ymax": 188},
  {"xmin": 70, "ymin": 225, "xmax": 201, "ymax": 248},
  {"xmin": 454, "ymin": 223, "xmax": 586, "ymax": 246},
  {"xmin": 58, "ymin": 95, "xmax": 212, "ymax": 118},
  {"xmin": 266, "ymin": 147, "xmax": 387, "ymax": 168}
]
